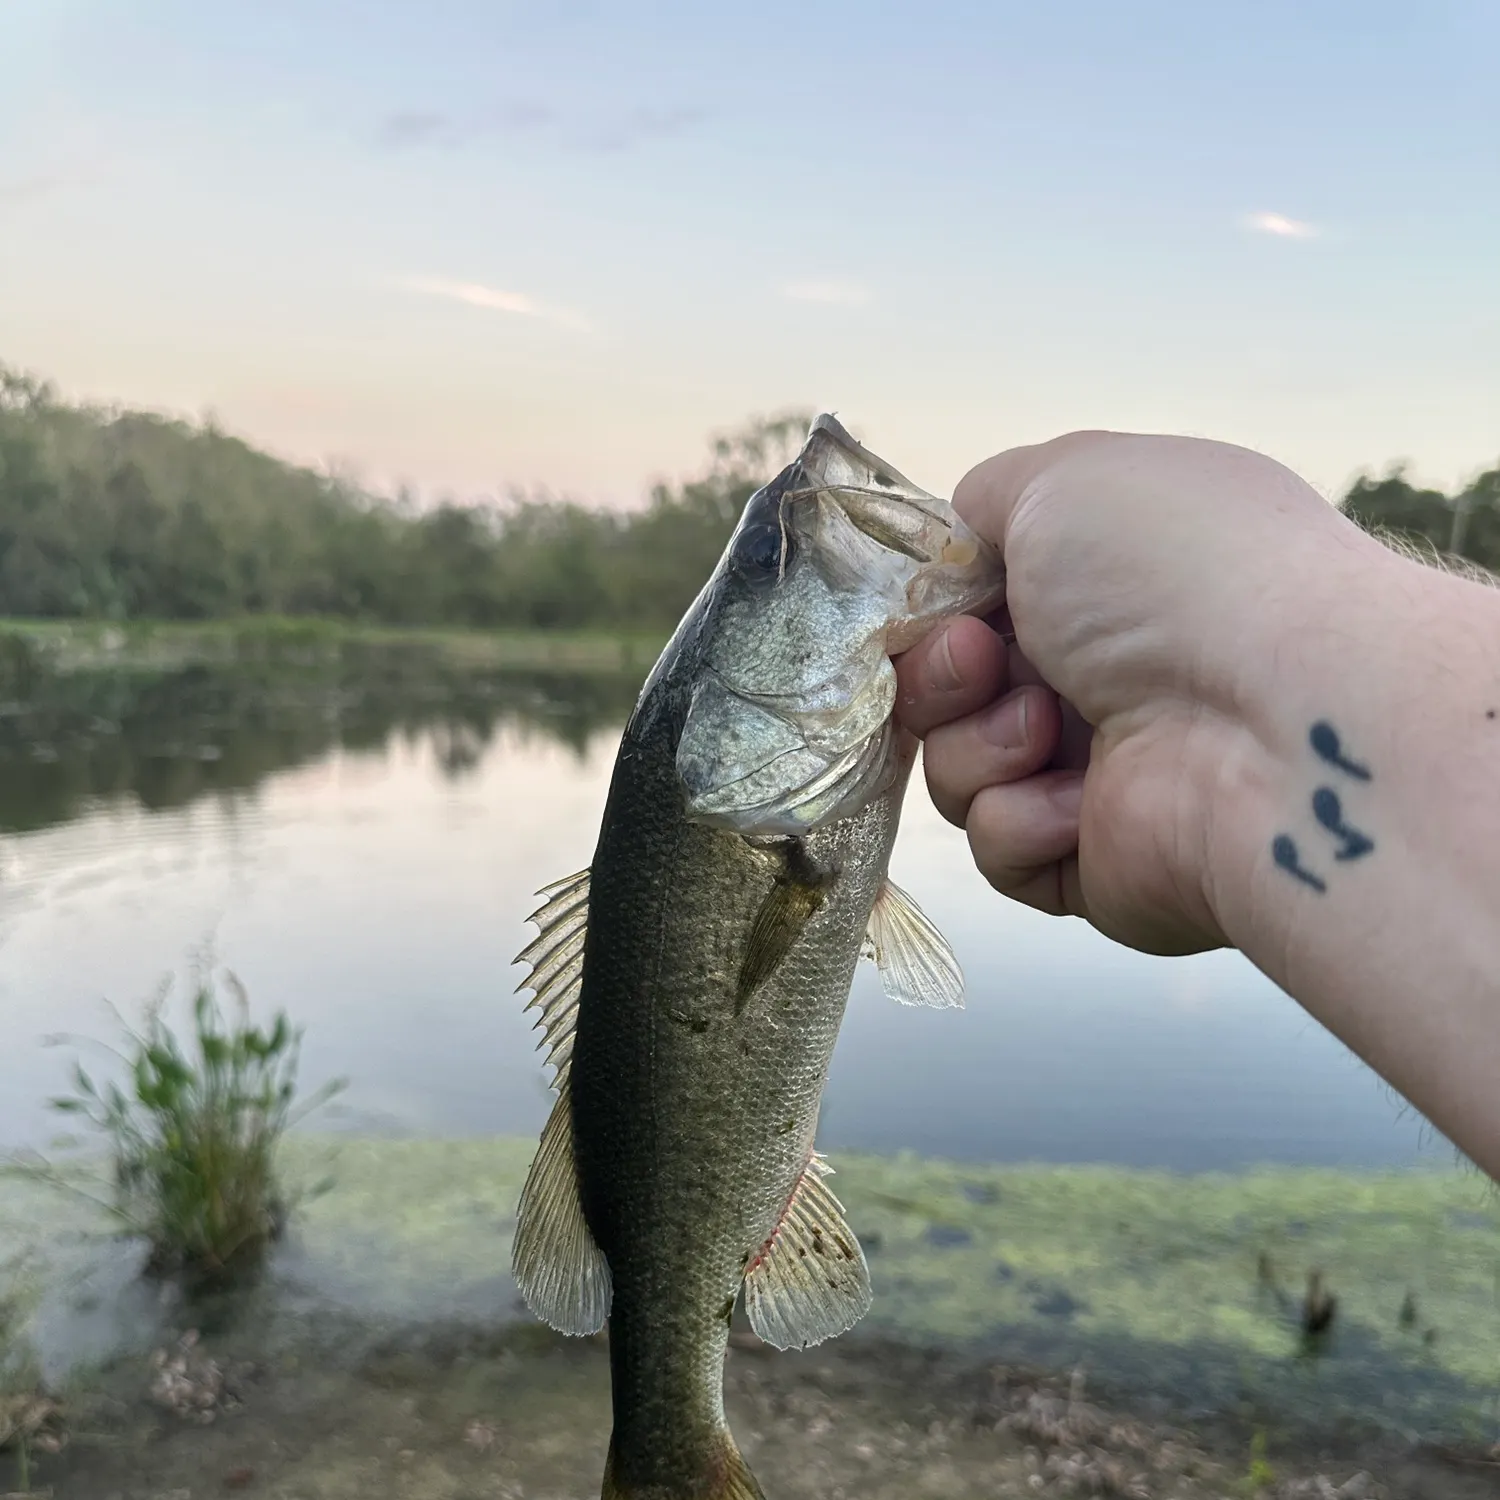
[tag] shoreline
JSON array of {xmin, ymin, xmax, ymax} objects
[
  {"xmin": 3, "ymin": 1136, "xmax": 1495, "ymax": 1448},
  {"xmin": 0, "ymin": 616, "xmax": 669, "ymax": 677}
]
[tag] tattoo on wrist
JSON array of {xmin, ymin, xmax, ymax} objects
[
  {"xmin": 1309, "ymin": 720, "xmax": 1371, "ymax": 780},
  {"xmin": 1271, "ymin": 722, "xmax": 1376, "ymax": 894}
]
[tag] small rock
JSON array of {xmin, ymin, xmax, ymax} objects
[{"xmin": 464, "ymin": 1419, "xmax": 496, "ymax": 1451}]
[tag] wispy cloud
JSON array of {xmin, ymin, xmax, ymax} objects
[
  {"xmin": 373, "ymin": 101, "xmax": 702, "ymax": 153},
  {"xmin": 397, "ymin": 275, "xmax": 591, "ymax": 332},
  {"xmin": 0, "ymin": 175, "xmax": 62, "ymax": 205},
  {"xmin": 781, "ymin": 279, "xmax": 872, "ymax": 306},
  {"xmin": 376, "ymin": 111, "xmax": 458, "ymax": 150},
  {"xmin": 375, "ymin": 102, "xmax": 554, "ymax": 151},
  {"xmin": 1242, "ymin": 210, "xmax": 1320, "ymax": 239},
  {"xmin": 582, "ymin": 106, "xmax": 706, "ymax": 153}
]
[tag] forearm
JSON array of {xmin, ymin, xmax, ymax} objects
[{"xmin": 1208, "ymin": 533, "xmax": 1500, "ymax": 1176}]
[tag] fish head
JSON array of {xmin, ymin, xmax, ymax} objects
[{"xmin": 676, "ymin": 414, "xmax": 1006, "ymax": 835}]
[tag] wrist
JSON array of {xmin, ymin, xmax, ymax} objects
[{"xmin": 1202, "ymin": 524, "xmax": 1500, "ymax": 1035}]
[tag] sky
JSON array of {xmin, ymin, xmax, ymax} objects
[{"xmin": 1, "ymin": 0, "xmax": 1496, "ymax": 508}]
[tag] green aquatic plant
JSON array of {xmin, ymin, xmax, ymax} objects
[
  {"xmin": 0, "ymin": 1254, "xmax": 54, "ymax": 1493},
  {"xmin": 24, "ymin": 966, "xmax": 346, "ymax": 1285},
  {"xmin": 1234, "ymin": 1428, "xmax": 1277, "ymax": 1495}
]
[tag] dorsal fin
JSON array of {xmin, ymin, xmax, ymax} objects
[
  {"xmin": 515, "ymin": 868, "xmax": 590, "ymax": 1087},
  {"xmin": 511, "ymin": 868, "xmax": 610, "ymax": 1335},
  {"xmin": 743, "ymin": 1154, "xmax": 872, "ymax": 1350}
]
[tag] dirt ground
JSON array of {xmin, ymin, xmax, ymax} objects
[{"xmin": 8, "ymin": 1320, "xmax": 1500, "ymax": 1500}]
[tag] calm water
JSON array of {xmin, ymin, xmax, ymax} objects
[{"xmin": 0, "ymin": 645, "xmax": 1449, "ymax": 1171}]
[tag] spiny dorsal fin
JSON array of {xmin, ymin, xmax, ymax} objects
[
  {"xmin": 743, "ymin": 1154, "xmax": 872, "ymax": 1350},
  {"xmin": 861, "ymin": 877, "xmax": 964, "ymax": 1009},
  {"xmin": 515, "ymin": 868, "xmax": 590, "ymax": 1088},
  {"xmin": 511, "ymin": 868, "xmax": 609, "ymax": 1335},
  {"xmin": 511, "ymin": 1079, "xmax": 612, "ymax": 1335}
]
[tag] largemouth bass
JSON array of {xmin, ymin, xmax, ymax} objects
[{"xmin": 512, "ymin": 414, "xmax": 1005, "ymax": 1498}]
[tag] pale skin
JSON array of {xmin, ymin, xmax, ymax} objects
[{"xmin": 893, "ymin": 432, "xmax": 1500, "ymax": 1183}]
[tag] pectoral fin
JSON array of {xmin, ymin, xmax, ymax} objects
[
  {"xmin": 861, "ymin": 877, "xmax": 964, "ymax": 1009},
  {"xmin": 736, "ymin": 864, "xmax": 834, "ymax": 1011},
  {"xmin": 743, "ymin": 1155, "xmax": 872, "ymax": 1350},
  {"xmin": 511, "ymin": 1080, "xmax": 612, "ymax": 1335}
]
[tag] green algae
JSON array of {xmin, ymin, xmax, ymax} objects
[{"xmin": 4, "ymin": 1135, "xmax": 1498, "ymax": 1442}]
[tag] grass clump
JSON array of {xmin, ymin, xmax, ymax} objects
[
  {"xmin": 24, "ymin": 965, "xmax": 346, "ymax": 1287},
  {"xmin": 0, "ymin": 1255, "xmax": 62, "ymax": 1492}
]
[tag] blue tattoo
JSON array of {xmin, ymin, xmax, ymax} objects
[
  {"xmin": 1309, "ymin": 721, "xmax": 1371, "ymax": 781},
  {"xmin": 1311, "ymin": 787, "xmax": 1375, "ymax": 862},
  {"xmin": 1273, "ymin": 723, "xmax": 1376, "ymax": 893},
  {"xmin": 1272, "ymin": 835, "xmax": 1327, "ymax": 893}
]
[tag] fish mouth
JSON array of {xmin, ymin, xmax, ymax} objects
[{"xmin": 674, "ymin": 414, "xmax": 1005, "ymax": 835}]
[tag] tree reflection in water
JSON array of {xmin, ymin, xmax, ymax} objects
[{"xmin": 0, "ymin": 635, "xmax": 645, "ymax": 835}]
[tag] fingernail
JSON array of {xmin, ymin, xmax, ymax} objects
[
  {"xmin": 982, "ymin": 691, "xmax": 1029, "ymax": 751},
  {"xmin": 929, "ymin": 626, "xmax": 961, "ymax": 693},
  {"xmin": 1049, "ymin": 775, "xmax": 1085, "ymax": 819}
]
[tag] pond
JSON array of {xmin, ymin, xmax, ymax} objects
[
  {"xmin": 0, "ymin": 631, "xmax": 1494, "ymax": 1497},
  {"xmin": 0, "ymin": 633, "xmax": 1449, "ymax": 1172}
]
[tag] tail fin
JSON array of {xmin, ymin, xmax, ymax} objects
[{"xmin": 601, "ymin": 1435, "xmax": 765, "ymax": 1499}]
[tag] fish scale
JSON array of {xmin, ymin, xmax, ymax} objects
[{"xmin": 511, "ymin": 414, "xmax": 1006, "ymax": 1498}]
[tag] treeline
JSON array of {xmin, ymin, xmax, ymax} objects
[
  {"xmin": 1, "ymin": 361, "xmax": 1496, "ymax": 629},
  {"xmin": 0, "ymin": 363, "xmax": 810, "ymax": 630}
]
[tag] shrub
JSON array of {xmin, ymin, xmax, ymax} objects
[{"xmin": 33, "ymin": 966, "xmax": 345, "ymax": 1285}]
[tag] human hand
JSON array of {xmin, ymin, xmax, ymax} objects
[{"xmin": 895, "ymin": 431, "xmax": 1384, "ymax": 957}]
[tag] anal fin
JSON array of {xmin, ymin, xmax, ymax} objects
[
  {"xmin": 511, "ymin": 1079, "xmax": 612, "ymax": 1335},
  {"xmin": 861, "ymin": 877, "xmax": 964, "ymax": 1009},
  {"xmin": 743, "ymin": 1155, "xmax": 871, "ymax": 1351}
]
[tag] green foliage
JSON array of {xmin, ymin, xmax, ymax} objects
[
  {"xmin": 1235, "ymin": 1429, "xmax": 1277, "ymax": 1496},
  {"xmin": 31, "ymin": 968, "xmax": 346, "ymax": 1284},
  {"xmin": 1340, "ymin": 461, "xmax": 1500, "ymax": 568},
  {"xmin": 0, "ymin": 1258, "xmax": 40, "ymax": 1395},
  {"xmin": 0, "ymin": 1256, "xmax": 47, "ymax": 1490},
  {"xmin": 0, "ymin": 359, "xmax": 811, "ymax": 630}
]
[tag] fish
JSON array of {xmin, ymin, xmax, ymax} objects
[{"xmin": 511, "ymin": 414, "xmax": 1006, "ymax": 1499}]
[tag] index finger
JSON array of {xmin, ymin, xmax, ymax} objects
[
  {"xmin": 893, "ymin": 614, "xmax": 1008, "ymax": 738},
  {"xmin": 952, "ymin": 431, "xmax": 1118, "ymax": 541}
]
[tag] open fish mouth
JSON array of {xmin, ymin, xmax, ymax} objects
[{"xmin": 672, "ymin": 413, "xmax": 1005, "ymax": 836}]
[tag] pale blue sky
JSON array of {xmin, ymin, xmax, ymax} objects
[{"xmin": 1, "ymin": 0, "xmax": 1496, "ymax": 505}]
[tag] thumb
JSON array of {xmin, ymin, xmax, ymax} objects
[{"xmin": 952, "ymin": 431, "xmax": 1119, "ymax": 547}]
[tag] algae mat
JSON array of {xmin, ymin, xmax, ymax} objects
[{"xmin": 4, "ymin": 1137, "xmax": 1499, "ymax": 1443}]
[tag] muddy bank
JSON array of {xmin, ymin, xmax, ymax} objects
[
  {"xmin": 4, "ymin": 1137, "xmax": 1499, "ymax": 1494},
  {"xmin": 15, "ymin": 1316, "xmax": 1500, "ymax": 1500}
]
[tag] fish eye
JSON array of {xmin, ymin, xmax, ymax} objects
[{"xmin": 733, "ymin": 520, "xmax": 787, "ymax": 577}]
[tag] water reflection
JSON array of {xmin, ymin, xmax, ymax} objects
[
  {"xmin": 0, "ymin": 642, "xmax": 1450, "ymax": 1172},
  {"xmin": 0, "ymin": 641, "xmax": 641, "ymax": 833}
]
